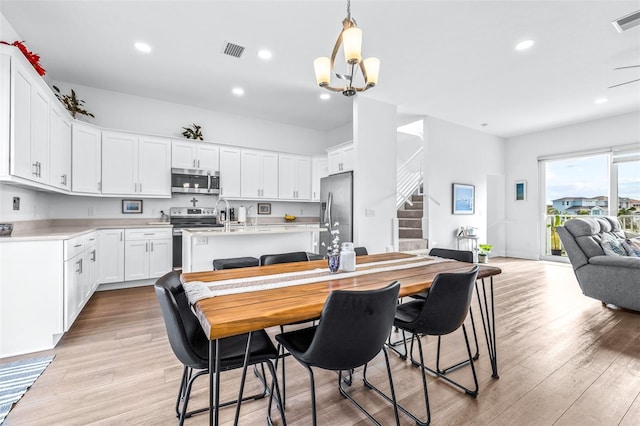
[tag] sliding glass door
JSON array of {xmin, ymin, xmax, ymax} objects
[{"xmin": 540, "ymin": 146, "xmax": 639, "ymax": 260}]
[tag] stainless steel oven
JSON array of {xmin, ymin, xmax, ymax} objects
[
  {"xmin": 170, "ymin": 207, "xmax": 223, "ymax": 270},
  {"xmin": 171, "ymin": 169, "xmax": 220, "ymax": 195}
]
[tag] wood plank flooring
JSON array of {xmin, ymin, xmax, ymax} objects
[{"xmin": 3, "ymin": 257, "xmax": 640, "ymax": 425}]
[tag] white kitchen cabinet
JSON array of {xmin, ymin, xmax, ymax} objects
[
  {"xmin": 311, "ymin": 156, "xmax": 328, "ymax": 201},
  {"xmin": 241, "ymin": 149, "xmax": 278, "ymax": 198},
  {"xmin": 279, "ymin": 154, "xmax": 311, "ymax": 200},
  {"xmin": 63, "ymin": 232, "xmax": 97, "ymax": 331},
  {"xmin": 49, "ymin": 103, "xmax": 72, "ymax": 190},
  {"xmin": 124, "ymin": 228, "xmax": 172, "ymax": 281},
  {"xmin": 0, "ymin": 240, "xmax": 64, "ymax": 357},
  {"xmin": 172, "ymin": 140, "xmax": 220, "ymax": 172},
  {"xmin": 327, "ymin": 142, "xmax": 354, "ymax": 175},
  {"xmin": 102, "ymin": 131, "xmax": 171, "ymax": 196},
  {"xmin": 219, "ymin": 146, "xmax": 241, "ymax": 197},
  {"xmin": 97, "ymin": 229, "xmax": 125, "ymax": 284},
  {"xmin": 10, "ymin": 58, "xmax": 50, "ymax": 184},
  {"xmin": 72, "ymin": 122, "xmax": 102, "ymax": 194}
]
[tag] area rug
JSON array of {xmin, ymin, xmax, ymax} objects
[{"xmin": 0, "ymin": 355, "xmax": 55, "ymax": 424}]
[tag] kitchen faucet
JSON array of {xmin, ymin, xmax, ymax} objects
[
  {"xmin": 214, "ymin": 198, "xmax": 230, "ymax": 231},
  {"xmin": 246, "ymin": 205, "xmax": 256, "ymax": 228}
]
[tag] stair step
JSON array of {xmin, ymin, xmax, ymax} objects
[
  {"xmin": 411, "ymin": 194, "xmax": 423, "ymax": 202},
  {"xmin": 399, "ymin": 218, "xmax": 422, "ymax": 229},
  {"xmin": 404, "ymin": 201, "xmax": 423, "ymax": 210},
  {"xmin": 399, "ymin": 238, "xmax": 428, "ymax": 252},
  {"xmin": 399, "ymin": 228, "xmax": 422, "ymax": 238},
  {"xmin": 397, "ymin": 209, "xmax": 423, "ymax": 219}
]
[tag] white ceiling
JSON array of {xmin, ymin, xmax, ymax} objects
[{"xmin": 1, "ymin": 0, "xmax": 639, "ymax": 138}]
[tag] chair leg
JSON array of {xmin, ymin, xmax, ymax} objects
[
  {"xmin": 364, "ymin": 337, "xmax": 430, "ymax": 425},
  {"xmin": 175, "ymin": 366, "xmax": 189, "ymax": 418},
  {"xmin": 434, "ymin": 307, "xmax": 481, "ymax": 375},
  {"xmin": 306, "ymin": 365, "xmax": 318, "ymax": 426},
  {"xmin": 265, "ymin": 360, "xmax": 287, "ymax": 426}
]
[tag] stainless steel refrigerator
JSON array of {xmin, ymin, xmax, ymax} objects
[{"xmin": 319, "ymin": 171, "xmax": 353, "ymax": 255}]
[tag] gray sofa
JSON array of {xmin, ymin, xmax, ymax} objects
[{"xmin": 557, "ymin": 216, "xmax": 640, "ymax": 312}]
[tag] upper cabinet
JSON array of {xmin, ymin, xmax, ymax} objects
[
  {"xmin": 171, "ymin": 140, "xmax": 220, "ymax": 172},
  {"xmin": 1, "ymin": 46, "xmax": 74, "ymax": 191},
  {"xmin": 327, "ymin": 142, "xmax": 354, "ymax": 175},
  {"xmin": 219, "ymin": 146, "xmax": 241, "ymax": 197},
  {"xmin": 72, "ymin": 123, "xmax": 101, "ymax": 194},
  {"xmin": 279, "ymin": 154, "xmax": 311, "ymax": 200},
  {"xmin": 49, "ymin": 104, "xmax": 72, "ymax": 190},
  {"xmin": 102, "ymin": 131, "xmax": 171, "ymax": 197},
  {"xmin": 241, "ymin": 149, "xmax": 278, "ymax": 199}
]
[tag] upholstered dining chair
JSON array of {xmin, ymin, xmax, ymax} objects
[
  {"xmin": 366, "ymin": 266, "xmax": 479, "ymax": 426},
  {"xmin": 154, "ymin": 271, "xmax": 286, "ymax": 425},
  {"xmin": 271, "ymin": 281, "xmax": 401, "ymax": 426},
  {"xmin": 260, "ymin": 251, "xmax": 310, "ymax": 265}
]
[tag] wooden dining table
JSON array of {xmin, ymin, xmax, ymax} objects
[{"xmin": 181, "ymin": 252, "xmax": 502, "ymax": 425}]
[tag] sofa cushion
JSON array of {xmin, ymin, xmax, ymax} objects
[
  {"xmin": 600, "ymin": 233, "xmax": 627, "ymax": 256},
  {"xmin": 564, "ymin": 217, "xmax": 606, "ymax": 258},
  {"xmin": 626, "ymin": 237, "xmax": 640, "ymax": 257}
]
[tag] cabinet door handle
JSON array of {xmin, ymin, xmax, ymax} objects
[
  {"xmin": 197, "ymin": 159, "xmax": 200, "ymax": 168},
  {"xmin": 98, "ymin": 181, "xmax": 102, "ymax": 191},
  {"xmin": 91, "ymin": 249, "xmax": 96, "ymax": 262},
  {"xmin": 151, "ymin": 242, "xmax": 154, "ymax": 252},
  {"xmin": 74, "ymin": 244, "xmax": 83, "ymax": 248},
  {"xmin": 193, "ymin": 159, "xmax": 197, "ymax": 168},
  {"xmin": 120, "ymin": 232, "xmax": 123, "ymax": 242},
  {"xmin": 146, "ymin": 242, "xmax": 149, "ymax": 252},
  {"xmin": 32, "ymin": 163, "xmax": 38, "ymax": 176},
  {"xmin": 139, "ymin": 183, "xmax": 142, "ymax": 193},
  {"xmin": 76, "ymin": 258, "xmax": 83, "ymax": 274}
]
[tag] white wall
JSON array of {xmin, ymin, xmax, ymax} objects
[
  {"xmin": 0, "ymin": 184, "xmax": 51, "ymax": 221},
  {"xmin": 326, "ymin": 121, "xmax": 353, "ymax": 147},
  {"xmin": 51, "ymin": 81, "xmax": 329, "ymax": 155},
  {"xmin": 353, "ymin": 96, "xmax": 397, "ymax": 253},
  {"xmin": 504, "ymin": 111, "xmax": 640, "ymax": 259},
  {"xmin": 423, "ymin": 117, "xmax": 506, "ymax": 254},
  {"xmin": 0, "ymin": 12, "xmax": 20, "ymax": 41}
]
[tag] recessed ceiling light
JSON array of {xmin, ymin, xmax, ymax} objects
[
  {"xmin": 515, "ymin": 40, "xmax": 534, "ymax": 51},
  {"xmin": 134, "ymin": 42, "xmax": 151, "ymax": 53},
  {"xmin": 257, "ymin": 49, "xmax": 272, "ymax": 60},
  {"xmin": 594, "ymin": 97, "xmax": 608, "ymax": 104},
  {"xmin": 232, "ymin": 87, "xmax": 244, "ymax": 96},
  {"xmin": 320, "ymin": 93, "xmax": 331, "ymax": 100}
]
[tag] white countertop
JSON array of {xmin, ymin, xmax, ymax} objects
[
  {"xmin": 0, "ymin": 223, "xmax": 173, "ymax": 242},
  {"xmin": 182, "ymin": 224, "xmax": 325, "ymax": 237}
]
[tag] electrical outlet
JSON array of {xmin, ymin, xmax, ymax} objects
[
  {"xmin": 88, "ymin": 207, "xmax": 95, "ymax": 216},
  {"xmin": 12, "ymin": 197, "xmax": 20, "ymax": 210},
  {"xmin": 195, "ymin": 237, "xmax": 208, "ymax": 245},
  {"xmin": 365, "ymin": 209, "xmax": 376, "ymax": 217}
]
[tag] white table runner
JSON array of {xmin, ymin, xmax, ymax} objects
[{"xmin": 183, "ymin": 256, "xmax": 454, "ymax": 305}]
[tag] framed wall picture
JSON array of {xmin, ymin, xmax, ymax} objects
[
  {"xmin": 515, "ymin": 181, "xmax": 526, "ymax": 201},
  {"xmin": 452, "ymin": 183, "xmax": 475, "ymax": 215},
  {"xmin": 122, "ymin": 199, "xmax": 143, "ymax": 214},
  {"xmin": 257, "ymin": 203, "xmax": 271, "ymax": 215}
]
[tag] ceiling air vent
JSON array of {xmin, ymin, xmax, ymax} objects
[
  {"xmin": 612, "ymin": 9, "xmax": 640, "ymax": 33},
  {"xmin": 222, "ymin": 41, "xmax": 245, "ymax": 58}
]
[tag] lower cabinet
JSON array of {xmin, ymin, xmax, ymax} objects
[
  {"xmin": 124, "ymin": 228, "xmax": 172, "ymax": 281},
  {"xmin": 98, "ymin": 229, "xmax": 125, "ymax": 283},
  {"xmin": 63, "ymin": 232, "xmax": 98, "ymax": 331}
]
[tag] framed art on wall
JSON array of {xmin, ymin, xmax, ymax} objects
[
  {"xmin": 452, "ymin": 183, "xmax": 475, "ymax": 215},
  {"xmin": 257, "ymin": 203, "xmax": 271, "ymax": 215},
  {"xmin": 515, "ymin": 181, "xmax": 526, "ymax": 201},
  {"xmin": 122, "ymin": 199, "xmax": 143, "ymax": 214}
]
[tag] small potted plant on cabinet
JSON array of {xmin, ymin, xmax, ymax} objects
[{"xmin": 478, "ymin": 244, "xmax": 492, "ymax": 263}]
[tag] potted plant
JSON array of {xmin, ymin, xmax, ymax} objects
[
  {"xmin": 52, "ymin": 86, "xmax": 95, "ymax": 119},
  {"xmin": 478, "ymin": 244, "xmax": 492, "ymax": 263},
  {"xmin": 182, "ymin": 123, "xmax": 204, "ymax": 140},
  {"xmin": 547, "ymin": 214, "xmax": 563, "ymax": 256}
]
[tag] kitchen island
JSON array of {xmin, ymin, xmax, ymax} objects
[{"xmin": 181, "ymin": 224, "xmax": 325, "ymax": 272}]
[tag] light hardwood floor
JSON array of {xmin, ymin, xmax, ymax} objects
[{"xmin": 4, "ymin": 257, "xmax": 640, "ymax": 425}]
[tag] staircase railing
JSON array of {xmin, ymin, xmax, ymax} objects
[{"xmin": 396, "ymin": 147, "xmax": 423, "ymax": 209}]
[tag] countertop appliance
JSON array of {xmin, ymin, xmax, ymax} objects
[
  {"xmin": 319, "ymin": 171, "xmax": 353, "ymax": 255},
  {"xmin": 170, "ymin": 207, "xmax": 223, "ymax": 269},
  {"xmin": 171, "ymin": 168, "xmax": 220, "ymax": 195}
]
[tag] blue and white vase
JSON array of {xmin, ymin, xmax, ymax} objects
[{"xmin": 328, "ymin": 253, "xmax": 340, "ymax": 273}]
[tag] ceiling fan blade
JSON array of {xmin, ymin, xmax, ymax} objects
[
  {"xmin": 608, "ymin": 78, "xmax": 640, "ymax": 88},
  {"xmin": 614, "ymin": 65, "xmax": 640, "ymax": 70}
]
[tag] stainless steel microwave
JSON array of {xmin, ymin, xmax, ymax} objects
[{"xmin": 171, "ymin": 168, "xmax": 220, "ymax": 194}]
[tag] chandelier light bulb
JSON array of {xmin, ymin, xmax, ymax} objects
[
  {"xmin": 343, "ymin": 27, "xmax": 362, "ymax": 64},
  {"xmin": 313, "ymin": 57, "xmax": 331, "ymax": 86},
  {"xmin": 363, "ymin": 57, "xmax": 380, "ymax": 86}
]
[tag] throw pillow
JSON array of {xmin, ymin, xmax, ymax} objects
[
  {"xmin": 625, "ymin": 237, "xmax": 640, "ymax": 257},
  {"xmin": 600, "ymin": 233, "xmax": 627, "ymax": 257}
]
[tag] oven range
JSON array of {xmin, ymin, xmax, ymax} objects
[{"xmin": 170, "ymin": 207, "xmax": 223, "ymax": 270}]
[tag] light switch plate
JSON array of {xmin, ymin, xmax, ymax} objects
[{"xmin": 13, "ymin": 197, "xmax": 20, "ymax": 210}]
